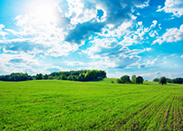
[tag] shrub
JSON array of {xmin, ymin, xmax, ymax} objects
[{"xmin": 159, "ymin": 77, "xmax": 167, "ymax": 85}]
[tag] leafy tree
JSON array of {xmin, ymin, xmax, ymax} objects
[
  {"xmin": 67, "ymin": 75, "xmax": 77, "ymax": 81},
  {"xmin": 172, "ymin": 78, "xmax": 183, "ymax": 84},
  {"xmin": 166, "ymin": 78, "xmax": 173, "ymax": 83},
  {"xmin": 119, "ymin": 75, "xmax": 130, "ymax": 84},
  {"xmin": 117, "ymin": 79, "xmax": 122, "ymax": 83},
  {"xmin": 153, "ymin": 78, "xmax": 159, "ymax": 82},
  {"xmin": 0, "ymin": 73, "xmax": 32, "ymax": 81},
  {"xmin": 84, "ymin": 70, "xmax": 97, "ymax": 81},
  {"xmin": 99, "ymin": 70, "xmax": 107, "ymax": 78},
  {"xmin": 48, "ymin": 76, "xmax": 54, "ymax": 79},
  {"xmin": 36, "ymin": 73, "xmax": 43, "ymax": 80},
  {"xmin": 132, "ymin": 75, "xmax": 136, "ymax": 84},
  {"xmin": 159, "ymin": 77, "xmax": 167, "ymax": 85},
  {"xmin": 44, "ymin": 74, "xmax": 49, "ymax": 79},
  {"xmin": 60, "ymin": 74, "xmax": 67, "ymax": 80},
  {"xmin": 78, "ymin": 73, "xmax": 85, "ymax": 81},
  {"xmin": 136, "ymin": 76, "xmax": 144, "ymax": 84}
]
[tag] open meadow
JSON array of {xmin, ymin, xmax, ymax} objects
[{"xmin": 0, "ymin": 79, "xmax": 183, "ymax": 130}]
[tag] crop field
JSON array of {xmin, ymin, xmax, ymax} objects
[{"xmin": 0, "ymin": 79, "xmax": 183, "ymax": 130}]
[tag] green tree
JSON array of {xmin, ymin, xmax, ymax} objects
[
  {"xmin": 159, "ymin": 77, "xmax": 167, "ymax": 85},
  {"xmin": 132, "ymin": 75, "xmax": 136, "ymax": 84},
  {"xmin": 44, "ymin": 74, "xmax": 49, "ymax": 79},
  {"xmin": 84, "ymin": 70, "xmax": 97, "ymax": 81},
  {"xmin": 119, "ymin": 75, "xmax": 130, "ymax": 84},
  {"xmin": 136, "ymin": 76, "xmax": 144, "ymax": 84},
  {"xmin": 60, "ymin": 74, "xmax": 67, "ymax": 80},
  {"xmin": 99, "ymin": 70, "xmax": 107, "ymax": 78},
  {"xmin": 36, "ymin": 73, "xmax": 43, "ymax": 80},
  {"xmin": 153, "ymin": 78, "xmax": 159, "ymax": 82},
  {"xmin": 78, "ymin": 73, "xmax": 85, "ymax": 81}
]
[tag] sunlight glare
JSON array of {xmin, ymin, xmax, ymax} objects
[{"xmin": 27, "ymin": 0, "xmax": 59, "ymax": 25}]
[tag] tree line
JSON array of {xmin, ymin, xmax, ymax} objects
[
  {"xmin": 0, "ymin": 70, "xmax": 106, "ymax": 82},
  {"xmin": 117, "ymin": 75, "xmax": 144, "ymax": 84},
  {"xmin": 153, "ymin": 77, "xmax": 183, "ymax": 84},
  {"xmin": 0, "ymin": 73, "xmax": 33, "ymax": 81}
]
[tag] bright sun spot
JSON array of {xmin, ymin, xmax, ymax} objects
[
  {"xmin": 27, "ymin": 0, "xmax": 59, "ymax": 25},
  {"xmin": 35, "ymin": 5, "xmax": 55, "ymax": 23}
]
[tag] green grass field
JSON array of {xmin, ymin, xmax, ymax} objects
[{"xmin": 0, "ymin": 78, "xmax": 183, "ymax": 130}]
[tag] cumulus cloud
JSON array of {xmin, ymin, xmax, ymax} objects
[
  {"xmin": 0, "ymin": 5, "xmax": 79, "ymax": 57},
  {"xmin": 64, "ymin": 0, "xmax": 150, "ymax": 44},
  {"xmin": 157, "ymin": 0, "xmax": 183, "ymax": 17},
  {"xmin": 0, "ymin": 53, "xmax": 39, "ymax": 73},
  {"xmin": 3, "ymin": 40, "xmax": 46, "ymax": 53},
  {"xmin": 152, "ymin": 24, "xmax": 183, "ymax": 45},
  {"xmin": 65, "ymin": 59, "xmax": 116, "ymax": 70},
  {"xmin": 0, "ymin": 0, "xmax": 154, "ymax": 74},
  {"xmin": 82, "ymin": 39, "xmax": 152, "ymax": 69}
]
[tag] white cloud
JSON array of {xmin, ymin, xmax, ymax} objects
[
  {"xmin": 66, "ymin": 60, "xmax": 116, "ymax": 70},
  {"xmin": 153, "ymin": 24, "xmax": 183, "ymax": 45},
  {"xmin": 0, "ymin": 24, "xmax": 8, "ymax": 38},
  {"xmin": 136, "ymin": 0, "xmax": 150, "ymax": 8},
  {"xmin": 82, "ymin": 38, "xmax": 152, "ymax": 69},
  {"xmin": 181, "ymin": 55, "xmax": 183, "ymax": 59},
  {"xmin": 0, "ymin": 53, "xmax": 39, "ymax": 73},
  {"xmin": 66, "ymin": 0, "xmax": 97, "ymax": 25},
  {"xmin": 157, "ymin": 0, "xmax": 183, "ymax": 17},
  {"xmin": 149, "ymin": 30, "xmax": 158, "ymax": 37},
  {"xmin": 0, "ymin": 4, "xmax": 79, "ymax": 57},
  {"xmin": 138, "ymin": 21, "xmax": 142, "ymax": 25},
  {"xmin": 150, "ymin": 20, "xmax": 158, "ymax": 28},
  {"xmin": 66, "ymin": 61, "xmax": 86, "ymax": 66}
]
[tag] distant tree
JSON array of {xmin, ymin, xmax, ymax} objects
[
  {"xmin": 67, "ymin": 75, "xmax": 77, "ymax": 81},
  {"xmin": 36, "ymin": 73, "xmax": 43, "ymax": 80},
  {"xmin": 28, "ymin": 76, "xmax": 33, "ymax": 80},
  {"xmin": 48, "ymin": 76, "xmax": 54, "ymax": 79},
  {"xmin": 44, "ymin": 74, "xmax": 49, "ymax": 79},
  {"xmin": 159, "ymin": 77, "xmax": 167, "ymax": 85},
  {"xmin": 132, "ymin": 75, "xmax": 136, "ymax": 84},
  {"xmin": 99, "ymin": 70, "xmax": 107, "ymax": 78},
  {"xmin": 136, "ymin": 76, "xmax": 144, "ymax": 84},
  {"xmin": 111, "ymin": 80, "xmax": 114, "ymax": 83},
  {"xmin": 67, "ymin": 75, "xmax": 73, "ymax": 81},
  {"xmin": 153, "ymin": 78, "xmax": 159, "ymax": 82},
  {"xmin": 60, "ymin": 74, "xmax": 67, "ymax": 80},
  {"xmin": 78, "ymin": 73, "xmax": 85, "ymax": 81},
  {"xmin": 119, "ymin": 75, "xmax": 130, "ymax": 84},
  {"xmin": 117, "ymin": 79, "xmax": 122, "ymax": 83},
  {"xmin": 166, "ymin": 78, "xmax": 173, "ymax": 83},
  {"xmin": 172, "ymin": 78, "xmax": 183, "ymax": 84},
  {"xmin": 84, "ymin": 70, "xmax": 97, "ymax": 81}
]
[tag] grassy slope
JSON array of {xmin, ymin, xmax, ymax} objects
[{"xmin": 0, "ymin": 79, "xmax": 183, "ymax": 130}]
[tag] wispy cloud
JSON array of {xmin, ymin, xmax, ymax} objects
[{"xmin": 152, "ymin": 24, "xmax": 183, "ymax": 45}]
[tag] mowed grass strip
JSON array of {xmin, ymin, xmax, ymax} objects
[{"xmin": 0, "ymin": 79, "xmax": 183, "ymax": 130}]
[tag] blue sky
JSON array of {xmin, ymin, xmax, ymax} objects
[{"xmin": 0, "ymin": 0, "xmax": 183, "ymax": 80}]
